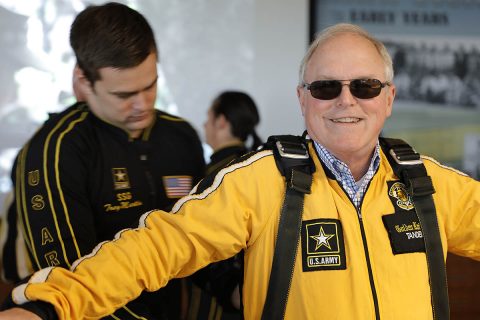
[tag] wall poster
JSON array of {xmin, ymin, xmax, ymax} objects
[{"xmin": 310, "ymin": 0, "xmax": 480, "ymax": 178}]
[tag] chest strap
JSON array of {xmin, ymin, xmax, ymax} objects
[
  {"xmin": 380, "ymin": 137, "xmax": 449, "ymax": 320},
  {"xmin": 261, "ymin": 135, "xmax": 314, "ymax": 320}
]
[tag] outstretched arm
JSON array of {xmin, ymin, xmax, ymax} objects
[{"xmin": 2, "ymin": 150, "xmax": 278, "ymax": 319}]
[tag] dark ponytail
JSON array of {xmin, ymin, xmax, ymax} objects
[{"xmin": 212, "ymin": 91, "xmax": 263, "ymax": 151}]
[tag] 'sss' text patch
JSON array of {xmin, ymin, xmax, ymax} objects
[{"xmin": 301, "ymin": 218, "xmax": 346, "ymax": 272}]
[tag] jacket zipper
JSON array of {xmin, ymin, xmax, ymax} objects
[
  {"xmin": 140, "ymin": 153, "xmax": 157, "ymax": 207},
  {"xmin": 356, "ymin": 207, "xmax": 380, "ymax": 320},
  {"xmin": 338, "ymin": 178, "xmax": 380, "ymax": 319},
  {"xmin": 335, "ymin": 183, "xmax": 381, "ymax": 319},
  {"xmin": 313, "ymin": 148, "xmax": 381, "ymax": 318}
]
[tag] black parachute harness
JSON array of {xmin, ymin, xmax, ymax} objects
[{"xmin": 260, "ymin": 134, "xmax": 449, "ymax": 320}]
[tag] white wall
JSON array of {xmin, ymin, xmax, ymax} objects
[
  {"xmin": 252, "ymin": 0, "xmax": 309, "ymax": 137},
  {"xmin": 145, "ymin": 0, "xmax": 309, "ymax": 139}
]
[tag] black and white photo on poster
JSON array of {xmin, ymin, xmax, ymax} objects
[{"xmin": 310, "ymin": 0, "xmax": 480, "ymax": 177}]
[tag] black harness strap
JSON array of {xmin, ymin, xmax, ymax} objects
[
  {"xmin": 380, "ymin": 137, "xmax": 450, "ymax": 320},
  {"xmin": 260, "ymin": 136, "xmax": 448, "ymax": 319},
  {"xmin": 261, "ymin": 135, "xmax": 314, "ymax": 320}
]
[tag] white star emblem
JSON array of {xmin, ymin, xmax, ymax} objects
[
  {"xmin": 310, "ymin": 226, "xmax": 334, "ymax": 250},
  {"xmin": 115, "ymin": 171, "xmax": 127, "ymax": 181}
]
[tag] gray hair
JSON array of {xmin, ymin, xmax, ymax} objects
[{"xmin": 298, "ymin": 23, "xmax": 394, "ymax": 85}]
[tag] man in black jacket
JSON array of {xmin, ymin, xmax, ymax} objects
[{"xmin": 0, "ymin": 2, "xmax": 205, "ymax": 319}]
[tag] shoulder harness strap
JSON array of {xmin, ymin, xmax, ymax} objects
[
  {"xmin": 261, "ymin": 135, "xmax": 314, "ymax": 320},
  {"xmin": 380, "ymin": 137, "xmax": 450, "ymax": 320}
]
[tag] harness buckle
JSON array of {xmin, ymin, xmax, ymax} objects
[
  {"xmin": 276, "ymin": 141, "xmax": 309, "ymax": 159},
  {"xmin": 389, "ymin": 149, "xmax": 423, "ymax": 166}
]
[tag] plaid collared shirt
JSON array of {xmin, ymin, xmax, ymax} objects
[{"xmin": 314, "ymin": 141, "xmax": 380, "ymax": 209}]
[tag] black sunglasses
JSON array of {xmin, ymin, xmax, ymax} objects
[{"xmin": 303, "ymin": 79, "xmax": 390, "ymax": 100}]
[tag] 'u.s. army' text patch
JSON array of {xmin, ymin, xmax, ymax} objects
[{"xmin": 301, "ymin": 218, "xmax": 346, "ymax": 272}]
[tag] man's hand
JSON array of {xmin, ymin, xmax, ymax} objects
[{"xmin": 0, "ymin": 308, "xmax": 41, "ymax": 319}]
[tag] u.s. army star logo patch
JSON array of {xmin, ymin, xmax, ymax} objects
[
  {"xmin": 301, "ymin": 219, "xmax": 346, "ymax": 272},
  {"xmin": 112, "ymin": 168, "xmax": 130, "ymax": 190}
]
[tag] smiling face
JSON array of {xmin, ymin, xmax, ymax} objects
[
  {"xmin": 79, "ymin": 52, "xmax": 158, "ymax": 138},
  {"xmin": 297, "ymin": 33, "xmax": 395, "ymax": 165}
]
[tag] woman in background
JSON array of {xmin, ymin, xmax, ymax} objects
[
  {"xmin": 188, "ymin": 91, "xmax": 262, "ymax": 320},
  {"xmin": 204, "ymin": 91, "xmax": 262, "ymax": 175}
]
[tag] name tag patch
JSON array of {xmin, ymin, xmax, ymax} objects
[
  {"xmin": 382, "ymin": 212, "xmax": 425, "ymax": 254},
  {"xmin": 301, "ymin": 218, "xmax": 346, "ymax": 272}
]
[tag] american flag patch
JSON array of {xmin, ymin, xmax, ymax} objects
[{"xmin": 163, "ymin": 176, "xmax": 193, "ymax": 198}]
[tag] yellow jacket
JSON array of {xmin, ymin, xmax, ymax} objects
[{"xmin": 14, "ymin": 142, "xmax": 480, "ymax": 319}]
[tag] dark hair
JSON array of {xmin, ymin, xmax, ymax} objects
[
  {"xmin": 70, "ymin": 2, "xmax": 157, "ymax": 84},
  {"xmin": 212, "ymin": 91, "xmax": 262, "ymax": 150}
]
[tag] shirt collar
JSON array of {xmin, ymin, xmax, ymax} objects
[{"xmin": 313, "ymin": 141, "xmax": 381, "ymax": 183}]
